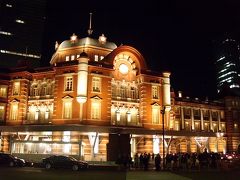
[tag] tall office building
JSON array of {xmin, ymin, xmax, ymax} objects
[
  {"xmin": 215, "ymin": 38, "xmax": 240, "ymax": 94},
  {"xmin": 0, "ymin": 0, "xmax": 46, "ymax": 67}
]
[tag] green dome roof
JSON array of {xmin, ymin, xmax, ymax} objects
[{"xmin": 58, "ymin": 37, "xmax": 117, "ymax": 50}]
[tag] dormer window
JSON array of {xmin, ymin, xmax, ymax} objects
[
  {"xmin": 94, "ymin": 55, "xmax": 99, "ymax": 62},
  {"xmin": 66, "ymin": 56, "xmax": 70, "ymax": 61},
  {"xmin": 98, "ymin": 34, "xmax": 107, "ymax": 44}
]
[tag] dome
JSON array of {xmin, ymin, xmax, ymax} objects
[{"xmin": 58, "ymin": 37, "xmax": 117, "ymax": 50}]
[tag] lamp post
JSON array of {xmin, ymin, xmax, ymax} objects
[{"xmin": 161, "ymin": 106, "xmax": 166, "ymax": 170}]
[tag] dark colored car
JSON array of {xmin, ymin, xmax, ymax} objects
[
  {"xmin": 0, "ymin": 153, "xmax": 25, "ymax": 167},
  {"xmin": 42, "ymin": 155, "xmax": 88, "ymax": 171}
]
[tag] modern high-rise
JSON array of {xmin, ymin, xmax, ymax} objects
[
  {"xmin": 215, "ymin": 38, "xmax": 240, "ymax": 94},
  {"xmin": 0, "ymin": 0, "xmax": 46, "ymax": 67}
]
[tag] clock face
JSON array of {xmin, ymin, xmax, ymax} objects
[{"xmin": 119, "ymin": 63, "xmax": 129, "ymax": 74}]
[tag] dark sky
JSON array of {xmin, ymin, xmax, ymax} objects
[{"xmin": 42, "ymin": 0, "xmax": 240, "ymax": 99}]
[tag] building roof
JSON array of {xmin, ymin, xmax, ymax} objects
[{"xmin": 58, "ymin": 37, "xmax": 117, "ymax": 50}]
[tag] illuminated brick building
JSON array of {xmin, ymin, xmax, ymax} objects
[{"xmin": 0, "ymin": 32, "xmax": 239, "ymax": 162}]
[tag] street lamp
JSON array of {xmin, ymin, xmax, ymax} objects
[{"xmin": 161, "ymin": 106, "xmax": 166, "ymax": 170}]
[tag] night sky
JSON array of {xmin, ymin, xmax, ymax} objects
[{"xmin": 42, "ymin": 0, "xmax": 240, "ymax": 99}]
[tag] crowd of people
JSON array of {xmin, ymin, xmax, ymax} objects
[{"xmin": 116, "ymin": 149, "xmax": 225, "ymax": 171}]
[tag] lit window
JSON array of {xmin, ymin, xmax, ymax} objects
[
  {"xmin": 100, "ymin": 56, "xmax": 104, "ymax": 60},
  {"xmin": 62, "ymin": 131, "xmax": 70, "ymax": 142},
  {"xmin": 127, "ymin": 111, "xmax": 131, "ymax": 122},
  {"xmin": 71, "ymin": 55, "xmax": 75, "ymax": 61},
  {"xmin": 116, "ymin": 110, "xmax": 121, "ymax": 121},
  {"xmin": 63, "ymin": 101, "xmax": 72, "ymax": 119},
  {"xmin": 0, "ymin": 49, "xmax": 40, "ymax": 59},
  {"xmin": 63, "ymin": 131, "xmax": 71, "ymax": 153},
  {"xmin": 65, "ymin": 77, "xmax": 73, "ymax": 91},
  {"xmin": 77, "ymin": 54, "xmax": 80, "ymax": 58},
  {"xmin": 92, "ymin": 77, "xmax": 101, "ymax": 92},
  {"xmin": 33, "ymin": 85, "xmax": 39, "ymax": 96},
  {"xmin": 94, "ymin": 55, "xmax": 99, "ymax": 62},
  {"xmin": 152, "ymin": 105, "xmax": 160, "ymax": 124},
  {"xmin": 153, "ymin": 135, "xmax": 159, "ymax": 154},
  {"xmin": 0, "ymin": 31, "xmax": 12, "ymax": 36},
  {"xmin": 13, "ymin": 82, "xmax": 20, "ymax": 95},
  {"xmin": 0, "ymin": 105, "xmax": 5, "ymax": 120},
  {"xmin": 88, "ymin": 132, "xmax": 99, "ymax": 154},
  {"xmin": 15, "ymin": 19, "xmax": 25, "ymax": 24},
  {"xmin": 152, "ymin": 86, "xmax": 159, "ymax": 99},
  {"xmin": 174, "ymin": 121, "xmax": 180, "ymax": 131},
  {"xmin": 66, "ymin": 56, "xmax": 70, "ymax": 61},
  {"xmin": 0, "ymin": 85, "xmax": 7, "ymax": 97},
  {"xmin": 10, "ymin": 102, "xmax": 18, "ymax": 120},
  {"xmin": 6, "ymin": 4, "xmax": 12, "ymax": 7},
  {"xmin": 35, "ymin": 109, "xmax": 39, "ymax": 120},
  {"xmin": 91, "ymin": 101, "xmax": 101, "ymax": 119}
]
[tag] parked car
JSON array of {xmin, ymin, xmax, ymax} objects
[
  {"xmin": 0, "ymin": 153, "xmax": 25, "ymax": 167},
  {"xmin": 42, "ymin": 155, "xmax": 88, "ymax": 171}
]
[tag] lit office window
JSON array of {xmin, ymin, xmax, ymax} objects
[
  {"xmin": 92, "ymin": 77, "xmax": 101, "ymax": 92},
  {"xmin": 6, "ymin": 4, "xmax": 12, "ymax": 7},
  {"xmin": 152, "ymin": 86, "xmax": 159, "ymax": 99},
  {"xmin": 65, "ymin": 77, "xmax": 73, "ymax": 91},
  {"xmin": 15, "ymin": 19, "xmax": 25, "ymax": 24},
  {"xmin": 0, "ymin": 31, "xmax": 12, "ymax": 36}
]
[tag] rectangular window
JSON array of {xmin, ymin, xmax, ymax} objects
[
  {"xmin": 220, "ymin": 111, "xmax": 224, "ymax": 120},
  {"xmin": 193, "ymin": 109, "xmax": 200, "ymax": 119},
  {"xmin": 63, "ymin": 101, "xmax": 72, "ymax": 119},
  {"xmin": 94, "ymin": 55, "xmax": 99, "ymax": 62},
  {"xmin": 152, "ymin": 86, "xmax": 159, "ymax": 99},
  {"xmin": 203, "ymin": 110, "xmax": 209, "ymax": 120},
  {"xmin": 212, "ymin": 111, "xmax": 218, "ymax": 121},
  {"xmin": 66, "ymin": 56, "xmax": 70, "ymax": 61},
  {"xmin": 0, "ymin": 105, "xmax": 5, "ymax": 120},
  {"xmin": 0, "ymin": 86, "xmax": 7, "ymax": 97},
  {"xmin": 10, "ymin": 103, "xmax": 18, "ymax": 120},
  {"xmin": 65, "ymin": 77, "xmax": 73, "ymax": 91},
  {"xmin": 184, "ymin": 108, "xmax": 191, "ymax": 119},
  {"xmin": 152, "ymin": 106, "xmax": 160, "ymax": 124},
  {"xmin": 92, "ymin": 77, "xmax": 101, "ymax": 92},
  {"xmin": 13, "ymin": 82, "xmax": 20, "ymax": 95},
  {"xmin": 71, "ymin": 55, "xmax": 75, "ymax": 61},
  {"xmin": 174, "ymin": 120, "xmax": 180, "ymax": 131},
  {"xmin": 91, "ymin": 101, "xmax": 101, "ymax": 119},
  {"xmin": 221, "ymin": 123, "xmax": 226, "ymax": 132}
]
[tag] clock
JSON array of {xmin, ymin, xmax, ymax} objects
[{"xmin": 119, "ymin": 63, "xmax": 129, "ymax": 74}]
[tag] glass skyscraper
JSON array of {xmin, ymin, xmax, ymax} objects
[
  {"xmin": 0, "ymin": 0, "xmax": 46, "ymax": 67},
  {"xmin": 215, "ymin": 38, "xmax": 240, "ymax": 94}
]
